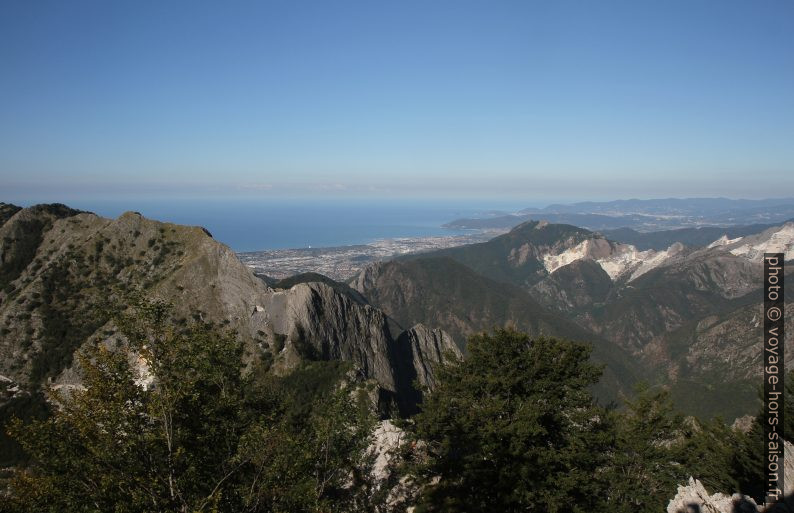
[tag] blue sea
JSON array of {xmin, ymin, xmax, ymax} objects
[{"xmin": 31, "ymin": 197, "xmax": 532, "ymax": 252}]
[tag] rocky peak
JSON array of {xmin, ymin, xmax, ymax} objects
[
  {"xmin": 396, "ymin": 324, "xmax": 460, "ymax": 390},
  {"xmin": 1, "ymin": 204, "xmax": 467, "ymax": 417},
  {"xmin": 253, "ymin": 280, "xmax": 460, "ymax": 413},
  {"xmin": 255, "ymin": 281, "xmax": 399, "ymax": 391},
  {"xmin": 0, "ymin": 202, "xmax": 22, "ymax": 227}
]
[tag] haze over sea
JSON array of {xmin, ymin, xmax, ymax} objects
[{"xmin": 10, "ymin": 197, "xmax": 536, "ymax": 252}]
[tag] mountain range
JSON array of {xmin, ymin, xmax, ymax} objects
[
  {"xmin": 375, "ymin": 218, "xmax": 793, "ymax": 419},
  {"xmin": 2, "ymin": 199, "xmax": 792, "ymax": 453},
  {"xmin": 444, "ymin": 197, "xmax": 794, "ymax": 232}
]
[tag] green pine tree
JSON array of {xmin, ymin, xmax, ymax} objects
[
  {"xmin": 405, "ymin": 329, "xmax": 613, "ymax": 513},
  {"xmin": 604, "ymin": 384, "xmax": 686, "ymax": 512}
]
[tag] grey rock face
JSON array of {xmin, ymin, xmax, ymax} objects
[
  {"xmin": 255, "ymin": 281, "xmax": 399, "ymax": 392},
  {"xmin": 397, "ymin": 325, "xmax": 461, "ymax": 390},
  {"xmin": 254, "ymin": 281, "xmax": 459, "ymax": 413}
]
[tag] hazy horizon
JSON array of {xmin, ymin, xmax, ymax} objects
[{"xmin": 2, "ymin": 0, "xmax": 793, "ymax": 201}]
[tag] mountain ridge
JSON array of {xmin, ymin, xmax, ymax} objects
[
  {"xmin": 0, "ymin": 203, "xmax": 461, "ymax": 422},
  {"xmin": 394, "ymin": 217, "xmax": 794, "ymax": 417},
  {"xmin": 444, "ymin": 197, "xmax": 794, "ymax": 232}
]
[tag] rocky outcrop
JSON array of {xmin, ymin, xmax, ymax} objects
[
  {"xmin": 731, "ymin": 415, "xmax": 755, "ymax": 434},
  {"xmin": 396, "ymin": 325, "xmax": 461, "ymax": 390},
  {"xmin": 254, "ymin": 281, "xmax": 399, "ymax": 391},
  {"xmin": 368, "ymin": 420, "xmax": 419, "ymax": 510},
  {"xmin": 252, "ymin": 281, "xmax": 460, "ymax": 413},
  {"xmin": 668, "ymin": 441, "xmax": 794, "ymax": 513},
  {"xmin": 386, "ymin": 323, "xmax": 460, "ymax": 414},
  {"xmin": 370, "ymin": 420, "xmax": 406, "ymax": 482},
  {"xmin": 666, "ymin": 478, "xmax": 758, "ymax": 513}
]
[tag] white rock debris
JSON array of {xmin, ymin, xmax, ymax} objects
[
  {"xmin": 707, "ymin": 235, "xmax": 744, "ymax": 248},
  {"xmin": 543, "ymin": 240, "xmax": 593, "ymax": 274},
  {"xmin": 668, "ymin": 441, "xmax": 794, "ymax": 513},
  {"xmin": 370, "ymin": 420, "xmax": 405, "ymax": 481},
  {"xmin": 542, "ymin": 238, "xmax": 683, "ymax": 282},
  {"xmin": 666, "ymin": 477, "xmax": 758, "ymax": 513},
  {"xmin": 727, "ymin": 223, "xmax": 794, "ymax": 261},
  {"xmin": 133, "ymin": 353, "xmax": 154, "ymax": 390}
]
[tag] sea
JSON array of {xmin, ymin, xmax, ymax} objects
[{"xmin": 23, "ymin": 197, "xmax": 534, "ymax": 252}]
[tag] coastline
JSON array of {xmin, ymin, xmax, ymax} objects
[{"xmin": 237, "ymin": 230, "xmax": 504, "ymax": 281}]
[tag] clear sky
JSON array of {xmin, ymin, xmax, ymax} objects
[{"xmin": 1, "ymin": 0, "xmax": 793, "ymax": 202}]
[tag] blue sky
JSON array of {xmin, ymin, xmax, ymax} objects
[{"xmin": 1, "ymin": 0, "xmax": 793, "ymax": 202}]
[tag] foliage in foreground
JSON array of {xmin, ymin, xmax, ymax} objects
[
  {"xmin": 4, "ymin": 315, "xmax": 788, "ymax": 511},
  {"xmin": 3, "ymin": 300, "xmax": 378, "ymax": 513},
  {"xmin": 405, "ymin": 330, "xmax": 612, "ymax": 512},
  {"xmin": 401, "ymin": 329, "xmax": 783, "ymax": 512}
]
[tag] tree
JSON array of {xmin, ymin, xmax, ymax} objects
[
  {"xmin": 674, "ymin": 416, "xmax": 742, "ymax": 495},
  {"xmin": 405, "ymin": 329, "xmax": 613, "ymax": 513},
  {"xmin": 604, "ymin": 384, "xmax": 687, "ymax": 512},
  {"xmin": 4, "ymin": 300, "xmax": 379, "ymax": 513},
  {"xmin": 231, "ymin": 357, "xmax": 378, "ymax": 513},
  {"xmin": 731, "ymin": 368, "xmax": 794, "ymax": 503}
]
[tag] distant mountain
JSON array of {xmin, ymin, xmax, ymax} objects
[
  {"xmin": 600, "ymin": 221, "xmax": 790, "ymax": 250},
  {"xmin": 406, "ymin": 220, "xmax": 685, "ymax": 289},
  {"xmin": 403, "ymin": 221, "xmax": 595, "ymax": 288},
  {"xmin": 445, "ymin": 212, "xmax": 664, "ymax": 231},
  {"xmin": 520, "ymin": 197, "xmax": 794, "ymax": 216},
  {"xmin": 443, "ymin": 197, "xmax": 794, "ymax": 231},
  {"xmin": 396, "ymin": 218, "xmax": 794, "ymax": 418}
]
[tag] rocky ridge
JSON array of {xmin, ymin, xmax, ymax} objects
[
  {"xmin": 0, "ymin": 204, "xmax": 458, "ymax": 418},
  {"xmin": 667, "ymin": 440, "xmax": 794, "ymax": 512},
  {"xmin": 365, "ymin": 218, "xmax": 794, "ymax": 418}
]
